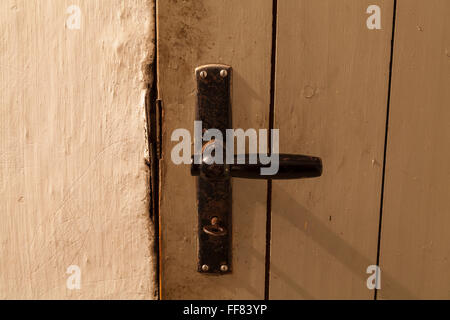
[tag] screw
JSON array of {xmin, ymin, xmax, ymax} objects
[
  {"xmin": 220, "ymin": 69, "xmax": 228, "ymax": 78},
  {"xmin": 220, "ymin": 264, "xmax": 228, "ymax": 272},
  {"xmin": 199, "ymin": 71, "xmax": 207, "ymax": 79},
  {"xmin": 201, "ymin": 264, "xmax": 209, "ymax": 272}
]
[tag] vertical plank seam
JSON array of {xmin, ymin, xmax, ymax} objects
[
  {"xmin": 374, "ymin": 0, "xmax": 398, "ymax": 300},
  {"xmin": 265, "ymin": 0, "xmax": 278, "ymax": 301}
]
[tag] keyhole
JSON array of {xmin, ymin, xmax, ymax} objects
[
  {"xmin": 210, "ymin": 216, "xmax": 220, "ymax": 232},
  {"xmin": 203, "ymin": 216, "xmax": 227, "ymax": 236}
]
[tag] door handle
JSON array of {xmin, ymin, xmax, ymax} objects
[
  {"xmin": 191, "ymin": 64, "xmax": 322, "ymax": 274},
  {"xmin": 192, "ymin": 153, "xmax": 322, "ymax": 180}
]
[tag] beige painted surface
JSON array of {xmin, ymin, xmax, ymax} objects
[
  {"xmin": 379, "ymin": 0, "xmax": 450, "ymax": 299},
  {"xmin": 0, "ymin": 0, "xmax": 156, "ymax": 299},
  {"xmin": 270, "ymin": 0, "xmax": 394, "ymax": 299},
  {"xmin": 157, "ymin": 0, "xmax": 272, "ymax": 299}
]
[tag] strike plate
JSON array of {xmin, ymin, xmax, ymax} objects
[{"xmin": 195, "ymin": 64, "xmax": 232, "ymax": 274}]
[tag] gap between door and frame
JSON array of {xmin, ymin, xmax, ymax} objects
[{"xmin": 145, "ymin": 1, "xmax": 162, "ymax": 300}]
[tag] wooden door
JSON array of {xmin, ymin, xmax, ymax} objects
[{"xmin": 157, "ymin": 0, "xmax": 395, "ymax": 299}]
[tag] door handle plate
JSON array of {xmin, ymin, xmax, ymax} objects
[{"xmin": 195, "ymin": 64, "xmax": 232, "ymax": 274}]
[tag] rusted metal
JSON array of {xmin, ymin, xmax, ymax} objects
[{"xmin": 194, "ymin": 64, "xmax": 232, "ymax": 274}]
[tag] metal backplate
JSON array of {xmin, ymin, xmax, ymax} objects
[{"xmin": 195, "ymin": 64, "xmax": 232, "ymax": 274}]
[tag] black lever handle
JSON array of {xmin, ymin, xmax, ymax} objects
[{"xmin": 191, "ymin": 153, "xmax": 322, "ymax": 180}]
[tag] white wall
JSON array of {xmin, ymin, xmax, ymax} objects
[{"xmin": 0, "ymin": 0, "xmax": 156, "ymax": 299}]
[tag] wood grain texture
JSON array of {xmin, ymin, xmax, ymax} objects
[
  {"xmin": 270, "ymin": 0, "xmax": 394, "ymax": 299},
  {"xmin": 379, "ymin": 0, "xmax": 450, "ymax": 299},
  {"xmin": 157, "ymin": 0, "xmax": 272, "ymax": 299},
  {"xmin": 0, "ymin": 0, "xmax": 156, "ymax": 299}
]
